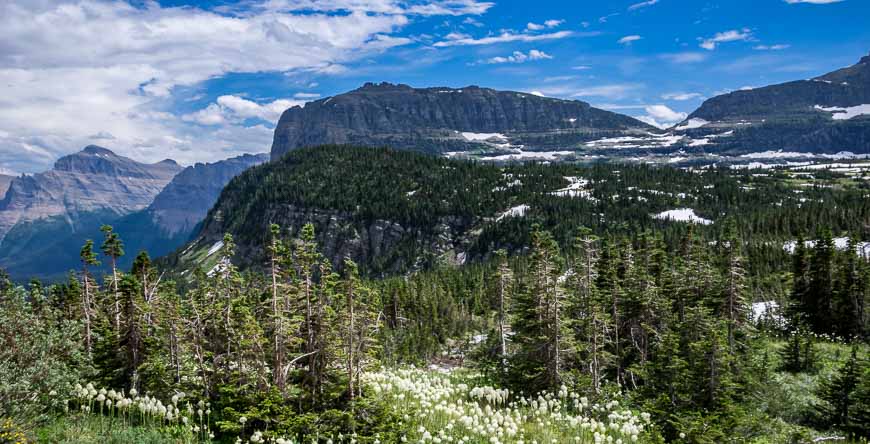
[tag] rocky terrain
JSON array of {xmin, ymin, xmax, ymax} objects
[
  {"xmin": 270, "ymin": 82, "xmax": 657, "ymax": 160},
  {"xmin": 142, "ymin": 153, "xmax": 269, "ymax": 236},
  {"xmin": 0, "ymin": 148, "xmax": 267, "ymax": 281},
  {"xmin": 0, "ymin": 145, "xmax": 182, "ymax": 242},
  {"xmin": 672, "ymin": 52, "xmax": 870, "ymax": 155},
  {"xmin": 0, "ymin": 175, "xmax": 13, "ymax": 200}
]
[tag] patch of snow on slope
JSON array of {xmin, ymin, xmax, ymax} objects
[
  {"xmin": 480, "ymin": 150, "xmax": 574, "ymax": 161},
  {"xmin": 674, "ymin": 118, "xmax": 709, "ymax": 131},
  {"xmin": 461, "ymin": 132, "xmax": 508, "ymax": 142},
  {"xmin": 740, "ymin": 150, "xmax": 816, "ymax": 159},
  {"xmin": 751, "ymin": 301, "xmax": 782, "ymax": 324},
  {"xmin": 815, "ymin": 104, "xmax": 870, "ymax": 120},
  {"xmin": 551, "ymin": 176, "xmax": 594, "ymax": 199},
  {"xmin": 497, "ymin": 204, "xmax": 530, "ymax": 222},
  {"xmin": 688, "ymin": 138, "xmax": 710, "ymax": 147},
  {"xmin": 206, "ymin": 240, "xmax": 224, "ymax": 257},
  {"xmin": 653, "ymin": 208, "xmax": 712, "ymax": 225},
  {"xmin": 784, "ymin": 238, "xmax": 870, "ymax": 258}
]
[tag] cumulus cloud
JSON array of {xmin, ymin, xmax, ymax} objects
[
  {"xmin": 0, "ymin": 0, "xmax": 488, "ymax": 172},
  {"xmin": 479, "ymin": 50, "xmax": 553, "ymax": 64},
  {"xmin": 183, "ymin": 96, "xmax": 309, "ymax": 126},
  {"xmin": 527, "ymin": 19, "xmax": 564, "ymax": 31},
  {"xmin": 637, "ymin": 105, "xmax": 688, "ymax": 128},
  {"xmin": 700, "ymin": 28, "xmax": 753, "ymax": 50}
]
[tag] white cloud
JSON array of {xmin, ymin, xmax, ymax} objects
[
  {"xmin": 637, "ymin": 105, "xmax": 688, "ymax": 128},
  {"xmin": 293, "ymin": 92, "xmax": 321, "ymax": 99},
  {"xmin": 700, "ymin": 28, "xmax": 753, "ymax": 50},
  {"xmin": 662, "ymin": 92, "xmax": 704, "ymax": 101},
  {"xmin": 0, "ymin": 0, "xmax": 484, "ymax": 172},
  {"xmin": 571, "ymin": 84, "xmax": 642, "ymax": 100},
  {"xmin": 628, "ymin": 0, "xmax": 659, "ymax": 11},
  {"xmin": 618, "ymin": 35, "xmax": 643, "ymax": 45},
  {"xmin": 754, "ymin": 44, "xmax": 791, "ymax": 50},
  {"xmin": 182, "ymin": 95, "xmax": 309, "ymax": 125},
  {"xmin": 660, "ymin": 52, "xmax": 708, "ymax": 63},
  {"xmin": 528, "ymin": 19, "xmax": 564, "ymax": 30},
  {"xmin": 434, "ymin": 30, "xmax": 574, "ymax": 47},
  {"xmin": 262, "ymin": 0, "xmax": 494, "ymax": 15},
  {"xmin": 480, "ymin": 50, "xmax": 553, "ymax": 64}
]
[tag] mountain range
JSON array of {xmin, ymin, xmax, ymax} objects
[
  {"xmin": 0, "ymin": 147, "xmax": 266, "ymax": 281},
  {"xmin": 3, "ymin": 52, "xmax": 870, "ymax": 281},
  {"xmin": 271, "ymin": 53, "xmax": 870, "ymax": 161},
  {"xmin": 270, "ymin": 82, "xmax": 657, "ymax": 160}
]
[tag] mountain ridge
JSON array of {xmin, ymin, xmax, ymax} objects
[{"xmin": 270, "ymin": 82, "xmax": 657, "ymax": 160}]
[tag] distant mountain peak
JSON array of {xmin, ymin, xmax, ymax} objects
[
  {"xmin": 81, "ymin": 145, "xmax": 116, "ymax": 156},
  {"xmin": 272, "ymin": 83, "xmax": 655, "ymax": 160},
  {"xmin": 860, "ymin": 51, "xmax": 870, "ymax": 65}
]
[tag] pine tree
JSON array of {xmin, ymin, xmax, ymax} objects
[
  {"xmin": 816, "ymin": 347, "xmax": 864, "ymax": 431},
  {"xmin": 494, "ymin": 249, "xmax": 512, "ymax": 367},
  {"xmin": 790, "ymin": 232, "xmax": 810, "ymax": 323},
  {"xmin": 808, "ymin": 228, "xmax": 836, "ymax": 333},
  {"xmin": 100, "ymin": 225, "xmax": 125, "ymax": 333},
  {"xmin": 80, "ymin": 239, "xmax": 101, "ymax": 357}
]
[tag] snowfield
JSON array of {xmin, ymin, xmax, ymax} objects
[
  {"xmin": 496, "ymin": 204, "xmax": 530, "ymax": 221},
  {"xmin": 815, "ymin": 104, "xmax": 870, "ymax": 120},
  {"xmin": 674, "ymin": 118, "xmax": 709, "ymax": 131},
  {"xmin": 653, "ymin": 208, "xmax": 713, "ymax": 225},
  {"xmin": 783, "ymin": 237, "xmax": 870, "ymax": 257}
]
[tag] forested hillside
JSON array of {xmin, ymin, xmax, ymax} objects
[
  {"xmin": 173, "ymin": 145, "xmax": 870, "ymax": 283},
  {"xmin": 3, "ymin": 146, "xmax": 869, "ymax": 443}
]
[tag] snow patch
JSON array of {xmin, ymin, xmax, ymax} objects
[
  {"xmin": 815, "ymin": 104, "xmax": 870, "ymax": 120},
  {"xmin": 653, "ymin": 208, "xmax": 712, "ymax": 225},
  {"xmin": 674, "ymin": 118, "xmax": 709, "ymax": 131},
  {"xmin": 784, "ymin": 238, "xmax": 870, "ymax": 257},
  {"xmin": 551, "ymin": 176, "xmax": 594, "ymax": 199},
  {"xmin": 206, "ymin": 240, "xmax": 224, "ymax": 257},
  {"xmin": 496, "ymin": 204, "xmax": 530, "ymax": 222},
  {"xmin": 461, "ymin": 132, "xmax": 508, "ymax": 142}
]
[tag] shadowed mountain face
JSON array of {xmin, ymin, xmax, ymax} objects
[
  {"xmin": 0, "ymin": 175, "xmax": 13, "ymax": 200},
  {"xmin": 0, "ymin": 145, "xmax": 182, "ymax": 242},
  {"xmin": 0, "ymin": 151, "xmax": 268, "ymax": 281},
  {"xmin": 270, "ymin": 82, "xmax": 657, "ymax": 160},
  {"xmin": 674, "ymin": 52, "xmax": 870, "ymax": 154},
  {"xmin": 143, "ymin": 153, "xmax": 270, "ymax": 236}
]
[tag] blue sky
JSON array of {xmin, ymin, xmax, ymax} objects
[{"xmin": 0, "ymin": 0, "xmax": 868, "ymax": 173}]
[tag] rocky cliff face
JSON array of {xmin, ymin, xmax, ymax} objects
[
  {"xmin": 144, "ymin": 153, "xmax": 269, "ymax": 236},
  {"xmin": 0, "ymin": 151, "xmax": 266, "ymax": 281},
  {"xmin": 0, "ymin": 175, "xmax": 13, "ymax": 200},
  {"xmin": 0, "ymin": 145, "xmax": 182, "ymax": 243},
  {"xmin": 674, "ymin": 52, "xmax": 870, "ymax": 154},
  {"xmin": 270, "ymin": 83, "xmax": 656, "ymax": 160}
]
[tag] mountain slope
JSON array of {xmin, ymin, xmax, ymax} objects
[
  {"xmin": 0, "ymin": 175, "xmax": 13, "ymax": 200},
  {"xmin": 270, "ymin": 82, "xmax": 657, "ymax": 160},
  {"xmin": 673, "ymin": 52, "xmax": 870, "ymax": 154},
  {"xmin": 169, "ymin": 145, "xmax": 870, "ymax": 279},
  {"xmin": 0, "ymin": 145, "xmax": 182, "ymax": 242},
  {"xmin": 0, "ymin": 152, "xmax": 267, "ymax": 281}
]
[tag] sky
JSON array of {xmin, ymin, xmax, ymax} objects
[{"xmin": 1, "ymin": 0, "xmax": 869, "ymax": 174}]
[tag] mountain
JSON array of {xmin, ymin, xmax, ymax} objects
[
  {"xmin": 672, "ymin": 52, "xmax": 870, "ymax": 155},
  {"xmin": 270, "ymin": 82, "xmax": 657, "ymax": 160},
  {"xmin": 167, "ymin": 145, "xmax": 868, "ymax": 280},
  {"xmin": 134, "ymin": 153, "xmax": 270, "ymax": 236},
  {"xmin": 0, "ymin": 145, "xmax": 182, "ymax": 242},
  {"xmin": 0, "ymin": 175, "xmax": 13, "ymax": 200},
  {"xmin": 0, "ymin": 151, "xmax": 267, "ymax": 281}
]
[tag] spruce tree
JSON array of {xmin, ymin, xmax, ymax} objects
[
  {"xmin": 100, "ymin": 224, "xmax": 125, "ymax": 333},
  {"xmin": 79, "ymin": 239, "xmax": 100, "ymax": 357}
]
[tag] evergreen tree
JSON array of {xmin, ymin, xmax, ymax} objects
[
  {"xmin": 816, "ymin": 347, "xmax": 864, "ymax": 432},
  {"xmin": 100, "ymin": 224, "xmax": 125, "ymax": 333},
  {"xmin": 79, "ymin": 239, "xmax": 100, "ymax": 357}
]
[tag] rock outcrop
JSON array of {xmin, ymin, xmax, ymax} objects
[{"xmin": 270, "ymin": 83, "xmax": 657, "ymax": 160}]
